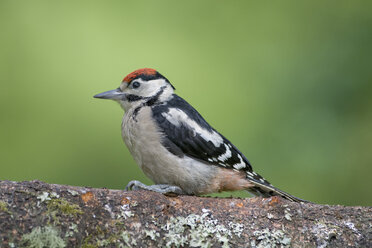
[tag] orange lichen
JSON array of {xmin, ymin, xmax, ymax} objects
[
  {"xmin": 81, "ymin": 192, "xmax": 94, "ymax": 203},
  {"xmin": 268, "ymin": 196, "xmax": 281, "ymax": 206},
  {"xmin": 236, "ymin": 202, "xmax": 244, "ymax": 208},
  {"xmin": 123, "ymin": 68, "xmax": 157, "ymax": 83},
  {"xmin": 121, "ymin": 197, "xmax": 131, "ymax": 205}
]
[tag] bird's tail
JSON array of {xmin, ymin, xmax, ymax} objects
[{"xmin": 245, "ymin": 171, "xmax": 309, "ymax": 203}]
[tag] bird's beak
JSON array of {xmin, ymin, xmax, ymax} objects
[{"xmin": 94, "ymin": 88, "xmax": 125, "ymax": 100}]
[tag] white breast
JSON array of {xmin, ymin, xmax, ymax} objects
[{"xmin": 121, "ymin": 106, "xmax": 217, "ymax": 194}]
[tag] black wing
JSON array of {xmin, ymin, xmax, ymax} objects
[
  {"xmin": 151, "ymin": 94, "xmax": 253, "ymax": 172},
  {"xmin": 152, "ymin": 95, "xmax": 308, "ymax": 202}
]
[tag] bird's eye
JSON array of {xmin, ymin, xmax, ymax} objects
[{"xmin": 132, "ymin": 81, "xmax": 140, "ymax": 89}]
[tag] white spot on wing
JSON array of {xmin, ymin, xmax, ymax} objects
[
  {"xmin": 233, "ymin": 154, "xmax": 246, "ymax": 170},
  {"xmin": 233, "ymin": 163, "xmax": 246, "ymax": 170},
  {"xmin": 218, "ymin": 162, "xmax": 226, "ymax": 167},
  {"xmin": 217, "ymin": 144, "xmax": 232, "ymax": 161},
  {"xmin": 161, "ymin": 108, "xmax": 223, "ymax": 146}
]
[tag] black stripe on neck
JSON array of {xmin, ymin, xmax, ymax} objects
[
  {"xmin": 126, "ymin": 94, "xmax": 145, "ymax": 102},
  {"xmin": 145, "ymin": 86, "xmax": 166, "ymax": 107},
  {"xmin": 132, "ymin": 86, "xmax": 166, "ymax": 120}
]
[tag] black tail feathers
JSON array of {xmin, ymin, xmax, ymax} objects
[{"xmin": 246, "ymin": 172, "xmax": 309, "ymax": 203}]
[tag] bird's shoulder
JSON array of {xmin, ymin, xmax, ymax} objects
[{"xmin": 152, "ymin": 94, "xmax": 211, "ymax": 129}]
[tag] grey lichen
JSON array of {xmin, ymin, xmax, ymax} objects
[
  {"xmin": 160, "ymin": 210, "xmax": 244, "ymax": 248},
  {"xmin": 144, "ymin": 229, "xmax": 160, "ymax": 241},
  {"xmin": 104, "ymin": 204, "xmax": 115, "ymax": 219},
  {"xmin": 65, "ymin": 223, "xmax": 79, "ymax": 238},
  {"xmin": 20, "ymin": 226, "xmax": 66, "ymax": 248},
  {"xmin": 118, "ymin": 203, "xmax": 134, "ymax": 219},
  {"xmin": 343, "ymin": 221, "xmax": 362, "ymax": 238},
  {"xmin": 252, "ymin": 228, "xmax": 291, "ymax": 248},
  {"xmin": 50, "ymin": 192, "xmax": 60, "ymax": 198},
  {"xmin": 284, "ymin": 208, "xmax": 292, "ymax": 221},
  {"xmin": 121, "ymin": 230, "xmax": 138, "ymax": 247},
  {"xmin": 267, "ymin": 213, "xmax": 274, "ymax": 219},
  {"xmin": 311, "ymin": 222, "xmax": 338, "ymax": 248},
  {"xmin": 228, "ymin": 222, "xmax": 245, "ymax": 237},
  {"xmin": 67, "ymin": 189, "xmax": 79, "ymax": 196},
  {"xmin": 37, "ymin": 192, "xmax": 51, "ymax": 204}
]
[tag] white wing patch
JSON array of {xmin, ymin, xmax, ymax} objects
[
  {"xmin": 217, "ymin": 144, "xmax": 232, "ymax": 162},
  {"xmin": 232, "ymin": 154, "xmax": 246, "ymax": 170},
  {"xmin": 161, "ymin": 108, "xmax": 223, "ymax": 147}
]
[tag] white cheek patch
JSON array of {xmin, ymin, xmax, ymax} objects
[
  {"xmin": 136, "ymin": 79, "xmax": 167, "ymax": 97},
  {"xmin": 161, "ymin": 108, "xmax": 223, "ymax": 147}
]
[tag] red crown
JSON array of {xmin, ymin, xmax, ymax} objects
[{"xmin": 123, "ymin": 68, "xmax": 157, "ymax": 83}]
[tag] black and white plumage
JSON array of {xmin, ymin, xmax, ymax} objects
[
  {"xmin": 94, "ymin": 68, "xmax": 306, "ymax": 202},
  {"xmin": 153, "ymin": 96, "xmax": 266, "ymax": 180}
]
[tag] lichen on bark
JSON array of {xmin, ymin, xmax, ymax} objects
[{"xmin": 0, "ymin": 180, "xmax": 371, "ymax": 247}]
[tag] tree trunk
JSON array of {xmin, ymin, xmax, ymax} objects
[{"xmin": 0, "ymin": 180, "xmax": 371, "ymax": 247}]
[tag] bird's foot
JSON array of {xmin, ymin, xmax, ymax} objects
[{"xmin": 124, "ymin": 180, "xmax": 185, "ymax": 196}]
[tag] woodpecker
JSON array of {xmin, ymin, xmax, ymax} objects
[{"xmin": 94, "ymin": 68, "xmax": 306, "ymax": 202}]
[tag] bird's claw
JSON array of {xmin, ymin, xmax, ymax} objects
[
  {"xmin": 124, "ymin": 180, "xmax": 146, "ymax": 191},
  {"xmin": 124, "ymin": 180, "xmax": 185, "ymax": 195}
]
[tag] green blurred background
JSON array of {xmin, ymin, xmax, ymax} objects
[{"xmin": 1, "ymin": 1, "xmax": 371, "ymax": 206}]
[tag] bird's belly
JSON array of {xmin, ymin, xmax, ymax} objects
[{"xmin": 121, "ymin": 107, "xmax": 217, "ymax": 194}]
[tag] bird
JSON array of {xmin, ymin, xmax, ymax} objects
[{"xmin": 94, "ymin": 68, "xmax": 307, "ymax": 202}]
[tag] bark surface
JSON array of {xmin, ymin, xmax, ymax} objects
[{"xmin": 0, "ymin": 180, "xmax": 371, "ymax": 247}]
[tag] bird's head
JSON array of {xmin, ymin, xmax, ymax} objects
[{"xmin": 94, "ymin": 68, "xmax": 175, "ymax": 111}]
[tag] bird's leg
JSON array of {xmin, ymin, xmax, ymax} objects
[{"xmin": 125, "ymin": 180, "xmax": 185, "ymax": 195}]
